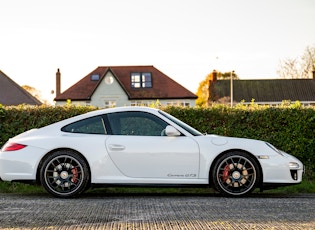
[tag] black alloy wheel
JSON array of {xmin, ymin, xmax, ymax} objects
[
  {"xmin": 40, "ymin": 150, "xmax": 90, "ymax": 198},
  {"xmin": 212, "ymin": 151, "xmax": 260, "ymax": 196}
]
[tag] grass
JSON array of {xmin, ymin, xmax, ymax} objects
[
  {"xmin": 1, "ymin": 180, "xmax": 314, "ymax": 196},
  {"xmin": 0, "ymin": 181, "xmax": 45, "ymax": 194},
  {"xmin": 266, "ymin": 180, "xmax": 315, "ymax": 194}
]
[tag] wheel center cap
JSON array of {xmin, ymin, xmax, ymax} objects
[
  {"xmin": 232, "ymin": 171, "xmax": 241, "ymax": 180},
  {"xmin": 60, "ymin": 171, "xmax": 69, "ymax": 179}
]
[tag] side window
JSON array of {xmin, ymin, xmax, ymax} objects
[
  {"xmin": 107, "ymin": 111, "xmax": 168, "ymax": 136},
  {"xmin": 61, "ymin": 116, "xmax": 107, "ymax": 134}
]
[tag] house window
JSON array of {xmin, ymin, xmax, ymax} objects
[
  {"xmin": 91, "ymin": 74, "xmax": 100, "ymax": 81},
  {"xmin": 180, "ymin": 102, "xmax": 190, "ymax": 107},
  {"xmin": 130, "ymin": 101, "xmax": 148, "ymax": 106},
  {"xmin": 166, "ymin": 101, "xmax": 190, "ymax": 107},
  {"xmin": 105, "ymin": 100, "xmax": 116, "ymax": 108},
  {"xmin": 131, "ymin": 72, "xmax": 152, "ymax": 88}
]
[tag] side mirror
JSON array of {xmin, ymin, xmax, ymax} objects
[{"xmin": 165, "ymin": 125, "xmax": 181, "ymax": 136}]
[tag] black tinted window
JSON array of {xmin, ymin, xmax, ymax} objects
[
  {"xmin": 107, "ymin": 111, "xmax": 168, "ymax": 136},
  {"xmin": 159, "ymin": 110, "xmax": 203, "ymax": 136},
  {"xmin": 61, "ymin": 116, "xmax": 106, "ymax": 134}
]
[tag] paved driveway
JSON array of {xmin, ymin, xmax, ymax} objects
[{"xmin": 0, "ymin": 193, "xmax": 314, "ymax": 229}]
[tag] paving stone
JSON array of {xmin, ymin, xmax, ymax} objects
[{"xmin": 0, "ymin": 193, "xmax": 314, "ymax": 229}]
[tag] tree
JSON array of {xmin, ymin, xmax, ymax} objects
[
  {"xmin": 196, "ymin": 87, "xmax": 206, "ymax": 107},
  {"xmin": 22, "ymin": 85, "xmax": 41, "ymax": 99},
  {"xmin": 196, "ymin": 73, "xmax": 212, "ymax": 107},
  {"xmin": 277, "ymin": 45, "xmax": 315, "ymax": 79},
  {"xmin": 277, "ymin": 58, "xmax": 300, "ymax": 79},
  {"xmin": 196, "ymin": 71, "xmax": 238, "ymax": 107},
  {"xmin": 301, "ymin": 46, "xmax": 315, "ymax": 78},
  {"xmin": 22, "ymin": 85, "xmax": 50, "ymax": 105},
  {"xmin": 217, "ymin": 71, "xmax": 239, "ymax": 80}
]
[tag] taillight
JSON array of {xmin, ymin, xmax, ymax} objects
[{"xmin": 2, "ymin": 143, "xmax": 27, "ymax": 151}]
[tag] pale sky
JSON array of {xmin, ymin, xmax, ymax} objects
[{"xmin": 1, "ymin": 0, "xmax": 314, "ymax": 103}]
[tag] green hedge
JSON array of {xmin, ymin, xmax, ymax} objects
[
  {"xmin": 164, "ymin": 104, "xmax": 315, "ymax": 178},
  {"xmin": 0, "ymin": 104, "xmax": 97, "ymax": 147},
  {"xmin": 0, "ymin": 104, "xmax": 314, "ymax": 178}
]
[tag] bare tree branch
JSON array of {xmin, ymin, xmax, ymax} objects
[{"xmin": 277, "ymin": 45, "xmax": 315, "ymax": 79}]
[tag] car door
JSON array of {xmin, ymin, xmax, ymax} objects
[{"xmin": 105, "ymin": 111, "xmax": 200, "ymax": 179}]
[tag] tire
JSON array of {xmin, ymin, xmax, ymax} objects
[
  {"xmin": 211, "ymin": 151, "xmax": 260, "ymax": 196},
  {"xmin": 40, "ymin": 150, "xmax": 90, "ymax": 198}
]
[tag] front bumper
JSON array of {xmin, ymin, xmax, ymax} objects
[{"xmin": 259, "ymin": 151, "xmax": 304, "ymax": 184}]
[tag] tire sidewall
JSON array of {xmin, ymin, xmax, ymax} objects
[
  {"xmin": 40, "ymin": 150, "xmax": 90, "ymax": 198},
  {"xmin": 211, "ymin": 151, "xmax": 260, "ymax": 196}
]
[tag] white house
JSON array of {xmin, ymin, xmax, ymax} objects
[{"xmin": 54, "ymin": 66, "xmax": 197, "ymax": 108}]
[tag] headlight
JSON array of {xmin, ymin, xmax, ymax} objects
[
  {"xmin": 289, "ymin": 162, "xmax": 300, "ymax": 169},
  {"xmin": 265, "ymin": 142, "xmax": 284, "ymax": 156}
]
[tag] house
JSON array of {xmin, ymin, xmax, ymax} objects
[
  {"xmin": 0, "ymin": 70, "xmax": 42, "ymax": 106},
  {"xmin": 210, "ymin": 75, "xmax": 315, "ymax": 106},
  {"xmin": 54, "ymin": 66, "xmax": 197, "ymax": 107}
]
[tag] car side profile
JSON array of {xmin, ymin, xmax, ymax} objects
[{"xmin": 0, "ymin": 107, "xmax": 303, "ymax": 198}]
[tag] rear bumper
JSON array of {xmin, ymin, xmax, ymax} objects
[{"xmin": 0, "ymin": 147, "xmax": 44, "ymax": 182}]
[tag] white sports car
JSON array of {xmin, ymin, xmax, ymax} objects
[{"xmin": 0, "ymin": 107, "xmax": 303, "ymax": 198}]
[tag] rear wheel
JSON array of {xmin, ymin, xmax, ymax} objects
[
  {"xmin": 212, "ymin": 151, "xmax": 260, "ymax": 196},
  {"xmin": 40, "ymin": 150, "xmax": 90, "ymax": 198}
]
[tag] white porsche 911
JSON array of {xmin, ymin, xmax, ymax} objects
[{"xmin": 0, "ymin": 107, "xmax": 303, "ymax": 198}]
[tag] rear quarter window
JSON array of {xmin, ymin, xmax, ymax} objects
[{"xmin": 61, "ymin": 116, "xmax": 107, "ymax": 134}]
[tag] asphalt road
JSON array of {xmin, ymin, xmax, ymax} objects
[{"xmin": 0, "ymin": 192, "xmax": 314, "ymax": 229}]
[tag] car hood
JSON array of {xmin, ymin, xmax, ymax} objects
[
  {"xmin": 200, "ymin": 134, "xmax": 286, "ymax": 158},
  {"xmin": 205, "ymin": 134, "xmax": 265, "ymax": 147}
]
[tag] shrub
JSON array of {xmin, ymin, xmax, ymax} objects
[
  {"xmin": 0, "ymin": 104, "xmax": 97, "ymax": 147},
  {"xmin": 1, "ymin": 104, "xmax": 314, "ymax": 179},
  {"xmin": 164, "ymin": 105, "xmax": 315, "ymax": 178}
]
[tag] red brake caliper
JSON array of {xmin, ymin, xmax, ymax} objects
[
  {"xmin": 71, "ymin": 167, "xmax": 79, "ymax": 183},
  {"xmin": 222, "ymin": 165, "xmax": 230, "ymax": 182}
]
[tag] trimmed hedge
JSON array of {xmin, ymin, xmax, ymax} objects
[
  {"xmin": 164, "ymin": 105, "xmax": 315, "ymax": 178},
  {"xmin": 0, "ymin": 104, "xmax": 97, "ymax": 147},
  {"xmin": 0, "ymin": 104, "xmax": 314, "ymax": 178}
]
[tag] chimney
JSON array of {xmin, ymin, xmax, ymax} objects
[
  {"xmin": 56, "ymin": 68, "xmax": 61, "ymax": 97},
  {"xmin": 212, "ymin": 70, "xmax": 217, "ymax": 82}
]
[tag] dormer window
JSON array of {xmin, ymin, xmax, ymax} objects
[
  {"xmin": 91, "ymin": 74, "xmax": 100, "ymax": 81},
  {"xmin": 131, "ymin": 72, "xmax": 152, "ymax": 88}
]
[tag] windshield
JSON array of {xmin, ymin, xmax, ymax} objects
[{"xmin": 159, "ymin": 110, "xmax": 203, "ymax": 136}]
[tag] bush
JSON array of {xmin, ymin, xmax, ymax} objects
[
  {"xmin": 1, "ymin": 103, "xmax": 314, "ymax": 179},
  {"xmin": 0, "ymin": 104, "xmax": 97, "ymax": 147},
  {"xmin": 164, "ymin": 104, "xmax": 315, "ymax": 179}
]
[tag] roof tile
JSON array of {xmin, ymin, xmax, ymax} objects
[
  {"xmin": 55, "ymin": 66, "xmax": 197, "ymax": 101},
  {"xmin": 0, "ymin": 70, "xmax": 42, "ymax": 106},
  {"xmin": 214, "ymin": 79, "xmax": 315, "ymax": 102}
]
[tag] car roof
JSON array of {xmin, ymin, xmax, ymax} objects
[
  {"xmin": 36, "ymin": 106, "xmax": 161, "ymax": 133},
  {"xmin": 86, "ymin": 106, "xmax": 160, "ymax": 116},
  {"xmin": 57, "ymin": 106, "xmax": 160, "ymax": 126}
]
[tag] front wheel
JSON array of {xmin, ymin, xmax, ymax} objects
[
  {"xmin": 40, "ymin": 150, "xmax": 90, "ymax": 198},
  {"xmin": 211, "ymin": 151, "xmax": 260, "ymax": 196}
]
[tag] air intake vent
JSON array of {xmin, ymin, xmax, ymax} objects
[{"xmin": 290, "ymin": 170, "xmax": 298, "ymax": 180}]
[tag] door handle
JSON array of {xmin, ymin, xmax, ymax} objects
[{"xmin": 109, "ymin": 144, "xmax": 125, "ymax": 151}]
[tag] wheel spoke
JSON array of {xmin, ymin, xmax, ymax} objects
[
  {"xmin": 216, "ymin": 154, "xmax": 257, "ymax": 195},
  {"xmin": 44, "ymin": 155, "xmax": 84, "ymax": 195}
]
